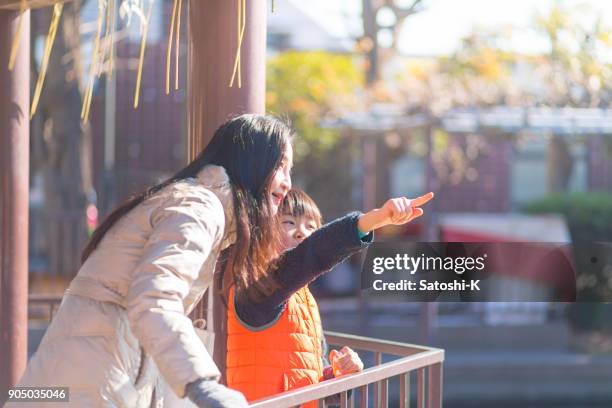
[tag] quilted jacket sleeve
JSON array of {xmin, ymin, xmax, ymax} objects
[{"xmin": 126, "ymin": 186, "xmax": 225, "ymax": 398}]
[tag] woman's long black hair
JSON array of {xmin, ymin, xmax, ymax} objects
[{"xmin": 82, "ymin": 114, "xmax": 292, "ymax": 300}]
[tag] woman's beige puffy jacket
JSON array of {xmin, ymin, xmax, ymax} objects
[{"xmin": 9, "ymin": 165, "xmax": 236, "ymax": 408}]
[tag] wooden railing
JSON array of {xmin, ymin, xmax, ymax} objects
[{"xmin": 250, "ymin": 331, "xmax": 444, "ymax": 408}]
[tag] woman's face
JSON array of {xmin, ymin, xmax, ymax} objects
[{"xmin": 269, "ymin": 144, "xmax": 293, "ymax": 216}]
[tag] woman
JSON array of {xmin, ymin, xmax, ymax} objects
[{"xmin": 11, "ymin": 115, "xmax": 293, "ymax": 408}]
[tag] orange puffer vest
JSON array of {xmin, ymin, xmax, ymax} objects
[{"xmin": 226, "ymin": 286, "xmax": 324, "ymax": 407}]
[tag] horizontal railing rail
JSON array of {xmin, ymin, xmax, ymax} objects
[
  {"xmin": 28, "ymin": 293, "xmax": 63, "ymax": 320},
  {"xmin": 250, "ymin": 331, "xmax": 444, "ymax": 408}
]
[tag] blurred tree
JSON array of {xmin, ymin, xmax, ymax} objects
[
  {"xmin": 525, "ymin": 192, "xmax": 612, "ymax": 345},
  {"xmin": 533, "ymin": 2, "xmax": 612, "ymax": 192},
  {"xmin": 390, "ymin": 0, "xmax": 612, "ymax": 190},
  {"xmin": 267, "ymin": 51, "xmax": 364, "ymax": 217},
  {"xmin": 31, "ymin": 1, "xmax": 94, "ymax": 280},
  {"xmin": 361, "ymin": 0, "xmax": 428, "ymax": 85}
]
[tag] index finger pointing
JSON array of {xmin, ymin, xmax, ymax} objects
[{"xmin": 410, "ymin": 192, "xmax": 435, "ymax": 207}]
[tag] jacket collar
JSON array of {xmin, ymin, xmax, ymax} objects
[{"xmin": 196, "ymin": 165, "xmax": 236, "ymax": 249}]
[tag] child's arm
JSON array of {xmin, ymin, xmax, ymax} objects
[
  {"xmin": 235, "ymin": 212, "xmax": 370, "ymax": 327},
  {"xmin": 235, "ymin": 193, "xmax": 434, "ymax": 327},
  {"xmin": 271, "ymin": 192, "xmax": 434, "ymax": 295}
]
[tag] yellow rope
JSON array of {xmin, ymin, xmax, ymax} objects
[
  {"xmin": 30, "ymin": 3, "xmax": 63, "ymax": 119},
  {"xmin": 272, "ymin": 0, "xmax": 275, "ymax": 13},
  {"xmin": 236, "ymin": 0, "xmax": 241, "ymax": 88},
  {"xmin": 165, "ymin": 0, "xmax": 178, "ymax": 94},
  {"xmin": 186, "ymin": 0, "xmax": 196, "ymax": 161},
  {"xmin": 175, "ymin": 0, "xmax": 182, "ymax": 90},
  {"xmin": 8, "ymin": 0, "xmax": 26, "ymax": 71},
  {"xmin": 108, "ymin": 0, "xmax": 116, "ymax": 81},
  {"xmin": 97, "ymin": 0, "xmax": 112, "ymax": 77},
  {"xmin": 240, "ymin": 0, "xmax": 245, "ymax": 87},
  {"xmin": 229, "ymin": 0, "xmax": 246, "ymax": 88},
  {"xmin": 81, "ymin": 0, "xmax": 104, "ymax": 122},
  {"xmin": 134, "ymin": 0, "xmax": 155, "ymax": 109}
]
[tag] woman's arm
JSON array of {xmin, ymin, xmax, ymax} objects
[{"xmin": 126, "ymin": 187, "xmax": 225, "ymax": 399}]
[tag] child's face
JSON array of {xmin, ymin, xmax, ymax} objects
[{"xmin": 280, "ymin": 214, "xmax": 318, "ymax": 250}]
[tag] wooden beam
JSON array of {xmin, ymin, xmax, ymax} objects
[
  {"xmin": 0, "ymin": 0, "xmax": 74, "ymax": 11},
  {"xmin": 187, "ymin": 0, "xmax": 267, "ymax": 155},
  {"xmin": 0, "ymin": 8, "xmax": 30, "ymax": 396}
]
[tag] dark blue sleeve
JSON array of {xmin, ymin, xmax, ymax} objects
[{"xmin": 235, "ymin": 212, "xmax": 373, "ymax": 328}]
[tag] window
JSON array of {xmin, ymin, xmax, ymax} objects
[{"xmin": 511, "ymin": 134, "xmax": 587, "ymax": 208}]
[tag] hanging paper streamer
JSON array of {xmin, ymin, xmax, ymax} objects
[
  {"xmin": 229, "ymin": 0, "xmax": 246, "ymax": 88},
  {"xmin": 108, "ymin": 0, "xmax": 116, "ymax": 81},
  {"xmin": 175, "ymin": 0, "xmax": 182, "ymax": 90},
  {"xmin": 166, "ymin": 0, "xmax": 178, "ymax": 95},
  {"xmin": 31, "ymin": 2, "xmax": 63, "ymax": 119},
  {"xmin": 133, "ymin": 0, "xmax": 154, "ymax": 108},
  {"xmin": 81, "ymin": 0, "xmax": 105, "ymax": 122},
  {"xmin": 8, "ymin": 0, "xmax": 27, "ymax": 71},
  {"xmin": 97, "ymin": 0, "xmax": 116, "ymax": 78}
]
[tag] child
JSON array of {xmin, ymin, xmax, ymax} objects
[{"xmin": 226, "ymin": 189, "xmax": 434, "ymax": 406}]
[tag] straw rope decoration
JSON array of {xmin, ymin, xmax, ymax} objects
[
  {"xmin": 165, "ymin": 0, "xmax": 183, "ymax": 94},
  {"xmin": 236, "ymin": 0, "xmax": 241, "ymax": 87},
  {"xmin": 186, "ymin": 0, "xmax": 199, "ymax": 162},
  {"xmin": 175, "ymin": 0, "xmax": 182, "ymax": 90},
  {"xmin": 97, "ymin": 0, "xmax": 115, "ymax": 78},
  {"xmin": 107, "ymin": 0, "xmax": 117, "ymax": 81},
  {"xmin": 165, "ymin": 0, "xmax": 178, "ymax": 94},
  {"xmin": 107, "ymin": 0, "xmax": 116, "ymax": 81},
  {"xmin": 30, "ymin": 2, "xmax": 63, "ymax": 119},
  {"xmin": 81, "ymin": 0, "xmax": 104, "ymax": 122},
  {"xmin": 238, "ymin": 0, "xmax": 242, "ymax": 87},
  {"xmin": 97, "ymin": 1, "xmax": 109, "ymax": 77},
  {"xmin": 8, "ymin": 0, "xmax": 27, "ymax": 71},
  {"xmin": 134, "ymin": 0, "xmax": 154, "ymax": 108},
  {"xmin": 229, "ymin": 0, "xmax": 246, "ymax": 88}
]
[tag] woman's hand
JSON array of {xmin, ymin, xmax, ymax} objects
[
  {"xmin": 329, "ymin": 346, "xmax": 364, "ymax": 377},
  {"xmin": 358, "ymin": 192, "xmax": 435, "ymax": 233},
  {"xmin": 186, "ymin": 379, "xmax": 248, "ymax": 408}
]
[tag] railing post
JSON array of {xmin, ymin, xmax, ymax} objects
[
  {"xmin": 426, "ymin": 363, "xmax": 442, "ymax": 408},
  {"xmin": 417, "ymin": 367, "xmax": 425, "ymax": 408},
  {"xmin": 341, "ymin": 391, "xmax": 348, "ymax": 408},
  {"xmin": 360, "ymin": 384, "xmax": 368, "ymax": 408},
  {"xmin": 399, "ymin": 373, "xmax": 409, "ymax": 408},
  {"xmin": 380, "ymin": 378, "xmax": 388, "ymax": 408},
  {"xmin": 374, "ymin": 352, "xmax": 382, "ymax": 407}
]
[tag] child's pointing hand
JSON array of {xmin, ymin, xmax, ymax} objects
[
  {"xmin": 358, "ymin": 192, "xmax": 435, "ymax": 232},
  {"xmin": 385, "ymin": 192, "xmax": 435, "ymax": 224}
]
